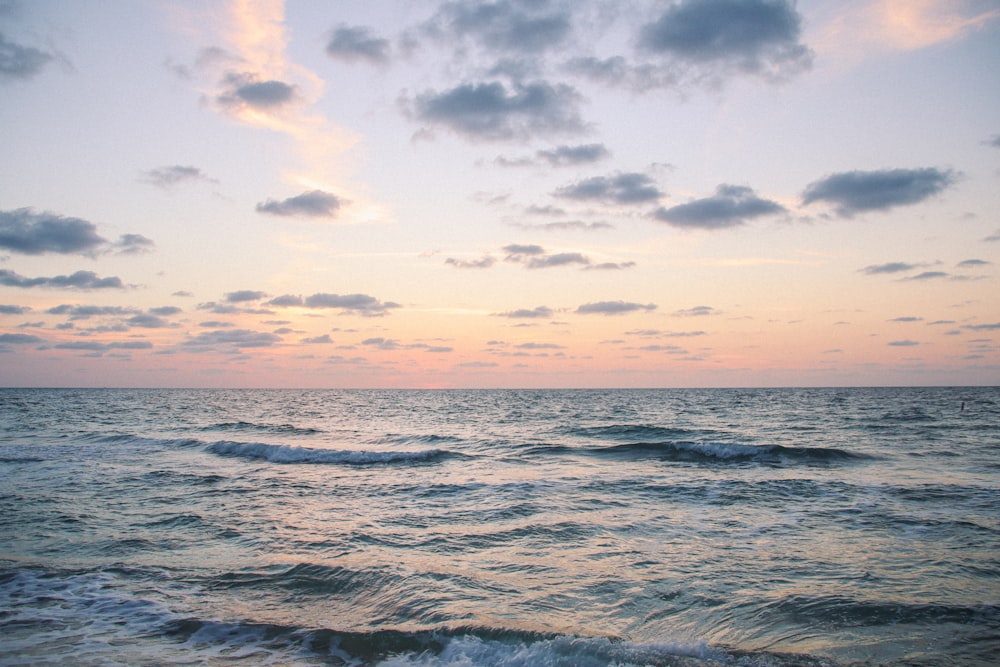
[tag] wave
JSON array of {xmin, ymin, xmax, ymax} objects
[
  {"xmin": 528, "ymin": 440, "xmax": 870, "ymax": 465},
  {"xmin": 205, "ymin": 440, "xmax": 459, "ymax": 466},
  {"xmin": 567, "ymin": 424, "xmax": 719, "ymax": 441},
  {"xmin": 199, "ymin": 421, "xmax": 323, "ymax": 436}
]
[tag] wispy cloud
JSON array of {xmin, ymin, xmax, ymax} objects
[
  {"xmin": 495, "ymin": 306, "xmax": 554, "ymax": 319},
  {"xmin": 0, "ymin": 32, "xmax": 54, "ymax": 82},
  {"xmin": 139, "ymin": 165, "xmax": 217, "ymax": 189},
  {"xmin": 860, "ymin": 261, "xmax": 920, "ymax": 275},
  {"xmin": 576, "ymin": 301, "xmax": 657, "ymax": 315}
]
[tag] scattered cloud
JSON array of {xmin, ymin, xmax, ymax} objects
[
  {"xmin": 802, "ymin": 167, "xmax": 956, "ymax": 217},
  {"xmin": 576, "ymin": 301, "xmax": 657, "ymax": 315},
  {"xmin": 426, "ymin": 0, "xmax": 573, "ymax": 55},
  {"xmin": 986, "ymin": 134, "xmax": 1000, "ymax": 148},
  {"xmin": 225, "ymin": 290, "xmax": 267, "ymax": 303},
  {"xmin": 512, "ymin": 219, "xmax": 613, "ymax": 232},
  {"xmin": 0, "ymin": 208, "xmax": 107, "ymax": 255},
  {"xmin": 957, "ymin": 259, "xmax": 990, "ymax": 268},
  {"xmin": 653, "ymin": 184, "xmax": 784, "ymax": 229},
  {"xmin": 0, "ymin": 304, "xmax": 30, "ymax": 314},
  {"xmin": 860, "ymin": 261, "xmax": 919, "ymax": 275},
  {"xmin": 888, "ymin": 339, "xmax": 920, "ymax": 346},
  {"xmin": 889, "ymin": 316, "xmax": 923, "ymax": 322},
  {"xmin": 0, "ymin": 32, "xmax": 54, "ymax": 82},
  {"xmin": 267, "ymin": 293, "xmax": 400, "ymax": 317},
  {"xmin": 554, "ymin": 172, "xmax": 664, "ymax": 205},
  {"xmin": 901, "ymin": 271, "xmax": 949, "ymax": 281},
  {"xmin": 217, "ymin": 72, "xmax": 298, "ymax": 112},
  {"xmin": 0, "ymin": 332, "xmax": 42, "ymax": 344},
  {"xmin": 125, "ymin": 314, "xmax": 175, "ymax": 329},
  {"xmin": 674, "ymin": 305, "xmax": 718, "ymax": 317},
  {"xmin": 47, "ymin": 304, "xmax": 139, "ymax": 320},
  {"xmin": 325, "ymin": 25, "xmax": 390, "ymax": 65},
  {"xmin": 985, "ymin": 229, "xmax": 1000, "ymax": 243},
  {"xmin": 408, "ymin": 79, "xmax": 585, "ymax": 141},
  {"xmin": 139, "ymin": 165, "xmax": 217, "ymax": 189},
  {"xmin": 637, "ymin": 0, "xmax": 813, "ymax": 79},
  {"xmin": 445, "ymin": 255, "xmax": 496, "ymax": 269},
  {"xmin": 498, "ymin": 143, "xmax": 611, "ymax": 168},
  {"xmin": 0, "ymin": 269, "xmax": 124, "ymax": 289},
  {"xmin": 301, "ymin": 334, "xmax": 334, "ymax": 344},
  {"xmin": 256, "ymin": 190, "xmax": 343, "ymax": 218},
  {"xmin": 114, "ymin": 234, "xmax": 155, "ymax": 256},
  {"xmin": 183, "ymin": 328, "xmax": 282, "ymax": 350},
  {"xmin": 496, "ymin": 306, "xmax": 554, "ymax": 319},
  {"xmin": 964, "ymin": 322, "xmax": 1000, "ymax": 332}
]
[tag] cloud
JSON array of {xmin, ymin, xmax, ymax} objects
[
  {"xmin": 47, "ymin": 304, "xmax": 139, "ymax": 320},
  {"xmin": 985, "ymin": 229, "xmax": 1000, "ymax": 243},
  {"xmin": 496, "ymin": 306, "xmax": 554, "ymax": 319},
  {"xmin": 637, "ymin": 0, "xmax": 813, "ymax": 78},
  {"xmin": 554, "ymin": 172, "xmax": 664, "ymax": 205},
  {"xmin": 126, "ymin": 314, "xmax": 174, "ymax": 329},
  {"xmin": 225, "ymin": 289, "xmax": 267, "ymax": 303},
  {"xmin": 503, "ymin": 243, "xmax": 545, "ymax": 257},
  {"xmin": 268, "ymin": 292, "xmax": 399, "ymax": 316},
  {"xmin": 326, "ymin": 25, "xmax": 391, "ymax": 64},
  {"xmin": 860, "ymin": 261, "xmax": 919, "ymax": 275},
  {"xmin": 256, "ymin": 190, "xmax": 343, "ymax": 218},
  {"xmin": 576, "ymin": 301, "xmax": 657, "ymax": 315},
  {"xmin": 50, "ymin": 340, "xmax": 153, "ymax": 354},
  {"xmin": 957, "ymin": 259, "xmax": 990, "ymax": 268},
  {"xmin": 408, "ymin": 79, "xmax": 585, "ymax": 141},
  {"xmin": 524, "ymin": 252, "xmax": 590, "ymax": 269},
  {"xmin": 182, "ymin": 328, "xmax": 282, "ymax": 350},
  {"xmin": 802, "ymin": 167, "xmax": 956, "ymax": 217},
  {"xmin": 115, "ymin": 234, "xmax": 156, "ymax": 255},
  {"xmin": 964, "ymin": 322, "xmax": 1000, "ymax": 332},
  {"xmin": 445, "ymin": 255, "xmax": 496, "ymax": 269},
  {"xmin": 587, "ymin": 261, "xmax": 636, "ymax": 270},
  {"xmin": 0, "ymin": 269, "xmax": 124, "ymax": 289},
  {"xmin": 0, "ymin": 304, "xmax": 29, "ymax": 314},
  {"xmin": 266, "ymin": 294, "xmax": 304, "ymax": 307},
  {"xmin": 987, "ymin": 135, "xmax": 1000, "ymax": 148},
  {"xmin": 499, "ymin": 143, "xmax": 610, "ymax": 168},
  {"xmin": 512, "ymin": 220, "xmax": 613, "ymax": 232},
  {"xmin": 901, "ymin": 271, "xmax": 948, "ymax": 281},
  {"xmin": 674, "ymin": 305, "xmax": 717, "ymax": 317},
  {"xmin": 0, "ymin": 332, "xmax": 42, "ymax": 344},
  {"xmin": 217, "ymin": 72, "xmax": 298, "ymax": 111},
  {"xmin": 887, "ymin": 339, "xmax": 920, "ymax": 347},
  {"xmin": 0, "ymin": 208, "xmax": 108, "ymax": 255},
  {"xmin": 139, "ymin": 165, "xmax": 217, "ymax": 189},
  {"xmin": 889, "ymin": 316, "xmax": 922, "ymax": 322},
  {"xmin": 653, "ymin": 184, "xmax": 784, "ymax": 229},
  {"xmin": 302, "ymin": 334, "xmax": 334, "ymax": 344},
  {"xmin": 428, "ymin": 0, "xmax": 572, "ymax": 55},
  {"xmin": 0, "ymin": 32, "xmax": 54, "ymax": 82}
]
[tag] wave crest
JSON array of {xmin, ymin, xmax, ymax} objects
[{"xmin": 206, "ymin": 440, "xmax": 457, "ymax": 466}]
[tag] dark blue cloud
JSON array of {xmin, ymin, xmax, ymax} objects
[
  {"xmin": 410, "ymin": 79, "xmax": 584, "ymax": 141},
  {"xmin": 0, "ymin": 208, "xmax": 107, "ymax": 255},
  {"xmin": 653, "ymin": 184, "xmax": 784, "ymax": 229},
  {"xmin": 554, "ymin": 172, "xmax": 663, "ymax": 205},
  {"xmin": 638, "ymin": 0, "xmax": 812, "ymax": 76},
  {"xmin": 0, "ymin": 32, "xmax": 54, "ymax": 82},
  {"xmin": 256, "ymin": 191, "xmax": 343, "ymax": 218},
  {"xmin": 218, "ymin": 73, "xmax": 297, "ymax": 111},
  {"xmin": 802, "ymin": 168, "xmax": 957, "ymax": 217},
  {"xmin": 0, "ymin": 269, "xmax": 124, "ymax": 289},
  {"xmin": 326, "ymin": 25, "xmax": 390, "ymax": 64},
  {"xmin": 430, "ymin": 1, "xmax": 572, "ymax": 55}
]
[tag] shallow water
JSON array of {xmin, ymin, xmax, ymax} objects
[{"xmin": 1, "ymin": 387, "xmax": 998, "ymax": 665}]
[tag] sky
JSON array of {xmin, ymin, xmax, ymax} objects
[{"xmin": 1, "ymin": 0, "xmax": 999, "ymax": 388}]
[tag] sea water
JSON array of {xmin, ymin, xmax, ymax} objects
[{"xmin": 1, "ymin": 387, "xmax": 997, "ymax": 666}]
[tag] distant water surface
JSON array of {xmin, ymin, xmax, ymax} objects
[{"xmin": 1, "ymin": 387, "xmax": 998, "ymax": 666}]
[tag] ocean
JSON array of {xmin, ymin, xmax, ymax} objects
[{"xmin": 1, "ymin": 387, "xmax": 997, "ymax": 666}]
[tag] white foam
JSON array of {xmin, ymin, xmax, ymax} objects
[{"xmin": 206, "ymin": 440, "xmax": 449, "ymax": 465}]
